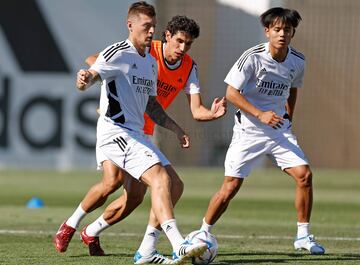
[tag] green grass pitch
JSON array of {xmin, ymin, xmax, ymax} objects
[{"xmin": 0, "ymin": 167, "xmax": 359, "ymax": 264}]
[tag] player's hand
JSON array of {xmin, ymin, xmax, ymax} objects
[
  {"xmin": 76, "ymin": 69, "xmax": 92, "ymax": 90},
  {"xmin": 177, "ymin": 133, "xmax": 190, "ymax": 148},
  {"xmin": 211, "ymin": 97, "xmax": 227, "ymax": 119},
  {"xmin": 258, "ymin": 111, "xmax": 284, "ymax": 129}
]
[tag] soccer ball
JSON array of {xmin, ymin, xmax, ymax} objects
[{"xmin": 185, "ymin": 230, "xmax": 218, "ymax": 265}]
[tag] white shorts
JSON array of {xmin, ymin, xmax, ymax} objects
[
  {"xmin": 96, "ymin": 129, "xmax": 163, "ymax": 180},
  {"xmin": 96, "ymin": 134, "xmax": 170, "ymax": 172},
  {"xmin": 145, "ymin": 135, "xmax": 171, "ymax": 166},
  {"xmin": 224, "ymin": 130, "xmax": 309, "ymax": 178}
]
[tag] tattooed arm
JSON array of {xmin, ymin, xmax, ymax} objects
[{"xmin": 146, "ymin": 96, "xmax": 190, "ymax": 148}]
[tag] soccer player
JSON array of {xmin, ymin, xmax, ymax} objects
[
  {"xmin": 55, "ymin": 14, "xmax": 226, "ymax": 263},
  {"xmin": 54, "ymin": 2, "xmax": 207, "ymax": 264},
  {"xmin": 199, "ymin": 7, "xmax": 325, "ymax": 255}
]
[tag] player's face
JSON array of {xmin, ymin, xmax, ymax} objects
[
  {"xmin": 165, "ymin": 31, "xmax": 194, "ymax": 63},
  {"xmin": 265, "ymin": 19, "xmax": 294, "ymax": 50},
  {"xmin": 129, "ymin": 13, "xmax": 156, "ymax": 48}
]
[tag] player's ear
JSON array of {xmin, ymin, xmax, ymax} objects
[
  {"xmin": 292, "ymin": 28, "xmax": 296, "ymax": 37},
  {"xmin": 165, "ymin": 30, "xmax": 172, "ymax": 42},
  {"xmin": 127, "ymin": 20, "xmax": 133, "ymax": 32},
  {"xmin": 264, "ymin": 27, "xmax": 270, "ymax": 38}
]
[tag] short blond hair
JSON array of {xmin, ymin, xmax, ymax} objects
[{"xmin": 127, "ymin": 1, "xmax": 156, "ymax": 19}]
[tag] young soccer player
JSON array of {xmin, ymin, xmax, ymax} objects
[
  {"xmin": 55, "ymin": 2, "xmax": 207, "ymax": 264},
  {"xmin": 199, "ymin": 7, "xmax": 325, "ymax": 255}
]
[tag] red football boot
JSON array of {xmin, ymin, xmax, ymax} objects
[
  {"xmin": 80, "ymin": 226, "xmax": 105, "ymax": 256},
  {"xmin": 54, "ymin": 221, "xmax": 76, "ymax": 252}
]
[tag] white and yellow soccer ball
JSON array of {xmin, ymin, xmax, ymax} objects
[{"xmin": 185, "ymin": 230, "xmax": 218, "ymax": 265}]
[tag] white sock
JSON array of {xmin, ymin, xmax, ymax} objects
[
  {"xmin": 161, "ymin": 219, "xmax": 184, "ymax": 252},
  {"xmin": 85, "ymin": 214, "xmax": 110, "ymax": 237},
  {"xmin": 66, "ymin": 204, "xmax": 87, "ymax": 229},
  {"xmin": 137, "ymin": 225, "xmax": 161, "ymax": 256},
  {"xmin": 297, "ymin": 222, "xmax": 310, "ymax": 239},
  {"xmin": 200, "ymin": 218, "xmax": 214, "ymax": 233}
]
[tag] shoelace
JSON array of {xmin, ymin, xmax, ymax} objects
[{"xmin": 60, "ymin": 228, "xmax": 73, "ymax": 240}]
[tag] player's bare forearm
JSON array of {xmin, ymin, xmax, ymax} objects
[
  {"xmin": 286, "ymin": 87, "xmax": 298, "ymax": 121},
  {"xmin": 226, "ymin": 85, "xmax": 262, "ymax": 118},
  {"xmin": 187, "ymin": 94, "xmax": 227, "ymax": 121},
  {"xmin": 146, "ymin": 96, "xmax": 190, "ymax": 147},
  {"xmin": 146, "ymin": 97, "xmax": 183, "ymax": 134},
  {"xmin": 226, "ymin": 85, "xmax": 283, "ymax": 128}
]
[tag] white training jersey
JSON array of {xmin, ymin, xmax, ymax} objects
[
  {"xmin": 90, "ymin": 39, "xmax": 157, "ymax": 140},
  {"xmin": 224, "ymin": 42, "xmax": 305, "ymax": 135}
]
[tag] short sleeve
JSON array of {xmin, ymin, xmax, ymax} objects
[
  {"xmin": 291, "ymin": 61, "xmax": 305, "ymax": 88},
  {"xmin": 89, "ymin": 45, "xmax": 124, "ymax": 80},
  {"xmin": 224, "ymin": 54, "xmax": 254, "ymax": 92},
  {"xmin": 184, "ymin": 63, "xmax": 200, "ymax": 94}
]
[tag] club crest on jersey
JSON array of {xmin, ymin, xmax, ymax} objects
[
  {"xmin": 289, "ymin": 69, "xmax": 295, "ymax": 79},
  {"xmin": 177, "ymin": 77, "xmax": 183, "ymax": 83}
]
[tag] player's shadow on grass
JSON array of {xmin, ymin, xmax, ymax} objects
[
  {"xmin": 70, "ymin": 252, "xmax": 134, "ymax": 258},
  {"xmin": 213, "ymin": 252, "xmax": 360, "ymax": 264}
]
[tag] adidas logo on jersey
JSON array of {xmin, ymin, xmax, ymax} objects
[
  {"xmin": 132, "ymin": 63, "xmax": 138, "ymax": 69},
  {"xmin": 260, "ymin": 68, "xmax": 267, "ymax": 73},
  {"xmin": 177, "ymin": 77, "xmax": 183, "ymax": 83}
]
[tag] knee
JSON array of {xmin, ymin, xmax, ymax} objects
[
  {"xmin": 297, "ymin": 169, "xmax": 313, "ymax": 188},
  {"xmin": 219, "ymin": 178, "xmax": 242, "ymax": 202},
  {"xmin": 152, "ymin": 169, "xmax": 171, "ymax": 189},
  {"xmin": 102, "ymin": 177, "xmax": 122, "ymax": 196}
]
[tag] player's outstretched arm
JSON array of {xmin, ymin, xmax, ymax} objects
[
  {"xmin": 76, "ymin": 69, "xmax": 100, "ymax": 91},
  {"xmin": 226, "ymin": 85, "xmax": 284, "ymax": 129},
  {"xmin": 186, "ymin": 93, "xmax": 227, "ymax": 121},
  {"xmin": 146, "ymin": 96, "xmax": 190, "ymax": 148}
]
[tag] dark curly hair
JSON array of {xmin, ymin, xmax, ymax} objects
[{"xmin": 162, "ymin": 15, "xmax": 200, "ymax": 42}]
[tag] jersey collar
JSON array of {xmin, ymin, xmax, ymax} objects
[
  {"xmin": 265, "ymin": 42, "xmax": 290, "ymax": 63},
  {"xmin": 126, "ymin": 39, "xmax": 148, "ymax": 57}
]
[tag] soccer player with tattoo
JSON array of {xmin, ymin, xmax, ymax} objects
[{"xmin": 54, "ymin": 2, "xmax": 207, "ymax": 264}]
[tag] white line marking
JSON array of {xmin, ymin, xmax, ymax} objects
[{"xmin": 0, "ymin": 229, "xmax": 359, "ymax": 241}]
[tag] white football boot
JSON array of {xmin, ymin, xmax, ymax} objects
[
  {"xmin": 172, "ymin": 241, "xmax": 207, "ymax": 265},
  {"xmin": 133, "ymin": 250, "xmax": 174, "ymax": 264},
  {"xmin": 294, "ymin": 234, "xmax": 325, "ymax": 255}
]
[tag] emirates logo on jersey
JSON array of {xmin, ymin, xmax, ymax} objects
[
  {"xmin": 157, "ymin": 79, "xmax": 176, "ymax": 97},
  {"xmin": 256, "ymin": 78, "xmax": 289, "ymax": 96}
]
